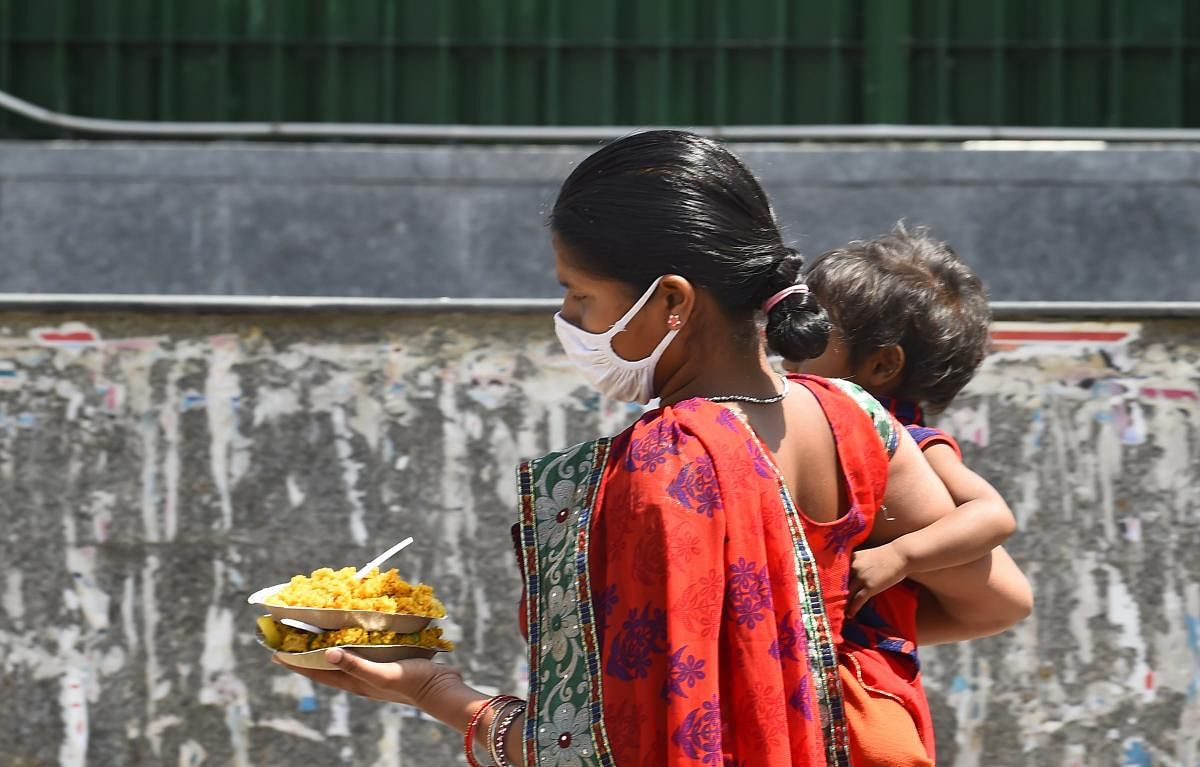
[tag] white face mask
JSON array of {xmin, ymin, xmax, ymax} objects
[{"xmin": 554, "ymin": 276, "xmax": 679, "ymax": 404}]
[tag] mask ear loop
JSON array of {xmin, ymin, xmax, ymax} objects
[
  {"xmin": 608, "ymin": 276, "xmax": 666, "ymax": 335},
  {"xmin": 606, "ymin": 278, "xmax": 681, "ymax": 370}
]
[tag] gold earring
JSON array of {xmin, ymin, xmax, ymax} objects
[{"xmin": 667, "ymin": 314, "xmax": 683, "ymax": 330}]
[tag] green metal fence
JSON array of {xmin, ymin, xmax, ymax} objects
[{"xmin": 0, "ymin": 0, "xmax": 1197, "ymax": 138}]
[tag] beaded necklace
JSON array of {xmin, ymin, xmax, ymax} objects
[{"xmin": 705, "ymin": 374, "xmax": 790, "ymax": 405}]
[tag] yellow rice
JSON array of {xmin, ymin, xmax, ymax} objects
[
  {"xmin": 265, "ymin": 566, "xmax": 446, "ymax": 617},
  {"xmin": 276, "ymin": 623, "xmax": 455, "ymax": 653}
]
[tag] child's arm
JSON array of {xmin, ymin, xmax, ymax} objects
[
  {"xmin": 850, "ymin": 443, "xmax": 1016, "ymax": 615},
  {"xmin": 908, "ymin": 546, "xmax": 1033, "ymax": 645}
]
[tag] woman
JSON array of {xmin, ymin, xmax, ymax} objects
[{"xmin": 278, "ymin": 131, "xmax": 967, "ymax": 766}]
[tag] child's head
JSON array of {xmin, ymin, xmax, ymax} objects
[{"xmin": 785, "ymin": 223, "xmax": 991, "ymax": 412}]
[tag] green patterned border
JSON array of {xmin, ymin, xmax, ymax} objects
[
  {"xmin": 518, "ymin": 438, "xmax": 613, "ymax": 767},
  {"xmin": 829, "ymin": 378, "xmax": 900, "ymax": 458}
]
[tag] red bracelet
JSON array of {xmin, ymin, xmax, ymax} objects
[{"xmin": 464, "ymin": 695, "xmax": 521, "ymax": 767}]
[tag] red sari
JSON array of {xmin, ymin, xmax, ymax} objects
[
  {"xmin": 516, "ymin": 376, "xmax": 907, "ymax": 765},
  {"xmin": 585, "ymin": 376, "xmax": 890, "ymax": 765}
]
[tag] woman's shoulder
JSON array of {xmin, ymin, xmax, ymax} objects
[
  {"xmin": 616, "ymin": 397, "xmax": 751, "ymax": 468},
  {"xmin": 788, "ymin": 374, "xmax": 900, "ymax": 458},
  {"xmin": 522, "ymin": 398, "xmax": 735, "ymax": 481}
]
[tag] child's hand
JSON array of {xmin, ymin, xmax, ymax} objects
[{"xmin": 847, "ymin": 543, "xmax": 910, "ymax": 616}]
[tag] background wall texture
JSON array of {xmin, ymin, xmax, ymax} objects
[{"xmin": 0, "ymin": 309, "xmax": 1196, "ymax": 766}]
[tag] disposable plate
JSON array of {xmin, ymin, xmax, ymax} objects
[{"xmin": 247, "ymin": 583, "xmax": 436, "ymax": 634}]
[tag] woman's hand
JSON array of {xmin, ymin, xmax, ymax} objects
[
  {"xmin": 274, "ymin": 649, "xmax": 465, "ymax": 711},
  {"xmin": 274, "ymin": 649, "xmax": 521, "ymax": 762}
]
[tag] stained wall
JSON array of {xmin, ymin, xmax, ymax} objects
[{"xmin": 0, "ymin": 310, "xmax": 1196, "ymax": 766}]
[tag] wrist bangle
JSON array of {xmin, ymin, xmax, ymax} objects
[
  {"xmin": 464, "ymin": 695, "xmax": 520, "ymax": 767},
  {"xmin": 485, "ymin": 700, "xmax": 519, "ymax": 764},
  {"xmin": 464, "ymin": 701, "xmax": 491, "ymax": 767},
  {"xmin": 484, "ymin": 700, "xmax": 523, "ymax": 767},
  {"xmin": 490, "ymin": 702, "xmax": 526, "ymax": 767}
]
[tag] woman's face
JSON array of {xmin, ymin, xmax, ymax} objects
[{"xmin": 554, "ymin": 237, "xmax": 672, "ymax": 363}]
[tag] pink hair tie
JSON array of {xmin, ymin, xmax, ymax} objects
[{"xmin": 761, "ymin": 284, "xmax": 809, "ymax": 314}]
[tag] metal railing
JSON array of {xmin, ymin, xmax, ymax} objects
[
  {"xmin": 0, "ymin": 293, "xmax": 1193, "ymax": 318},
  {"xmin": 4, "ymin": 88, "xmax": 1200, "ymax": 143}
]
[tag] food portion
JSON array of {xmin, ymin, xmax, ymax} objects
[
  {"xmin": 265, "ymin": 566, "xmax": 446, "ymax": 617},
  {"xmin": 252, "ymin": 561, "xmax": 453, "ymax": 665},
  {"xmin": 256, "ymin": 616, "xmax": 455, "ymax": 654}
]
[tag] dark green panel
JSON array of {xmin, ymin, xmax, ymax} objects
[
  {"xmin": 1060, "ymin": 52, "xmax": 1107, "ymax": 126},
  {"xmin": 342, "ymin": 0, "xmax": 388, "ymax": 42},
  {"xmin": 557, "ymin": 50, "xmax": 609, "ymax": 124},
  {"xmin": 279, "ymin": 46, "xmax": 321, "ymax": 122},
  {"xmin": 170, "ymin": 0, "xmax": 224, "ymax": 40},
  {"xmin": 560, "ymin": 1, "xmax": 610, "ymax": 44},
  {"xmin": 10, "ymin": 0, "xmax": 60, "ymax": 37},
  {"xmin": 1184, "ymin": 1, "xmax": 1200, "ymax": 127},
  {"xmin": 0, "ymin": 0, "xmax": 1196, "ymax": 136},
  {"xmin": 673, "ymin": 50, "xmax": 717, "ymax": 124},
  {"xmin": 1121, "ymin": 51, "xmax": 1178, "ymax": 127},
  {"xmin": 726, "ymin": 50, "xmax": 775, "ymax": 124},
  {"xmin": 503, "ymin": 48, "xmax": 545, "ymax": 124},
  {"xmin": 863, "ymin": 0, "xmax": 909, "ymax": 123},
  {"xmin": 674, "ymin": 0, "xmax": 717, "ymax": 44},
  {"xmin": 507, "ymin": 0, "xmax": 547, "ymax": 41},
  {"xmin": 394, "ymin": 0, "xmax": 443, "ymax": 44},
  {"xmin": 341, "ymin": 48, "xmax": 384, "ymax": 122},
  {"xmin": 227, "ymin": 50, "xmax": 269, "ymax": 121},
  {"xmin": 723, "ymin": 0, "xmax": 778, "ymax": 41},
  {"xmin": 613, "ymin": 49, "xmax": 659, "ymax": 124},
  {"xmin": 394, "ymin": 47, "xmax": 442, "ymax": 123},
  {"xmin": 791, "ymin": 0, "xmax": 860, "ymax": 124}
]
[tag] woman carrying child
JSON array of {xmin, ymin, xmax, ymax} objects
[{"xmin": 276, "ymin": 131, "xmax": 1027, "ymax": 766}]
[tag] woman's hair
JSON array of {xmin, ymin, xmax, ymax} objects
[
  {"xmin": 806, "ymin": 222, "xmax": 992, "ymax": 412},
  {"xmin": 550, "ymin": 130, "xmax": 829, "ymax": 361}
]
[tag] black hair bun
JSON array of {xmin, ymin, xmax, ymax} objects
[{"xmin": 763, "ymin": 250, "xmax": 831, "ymax": 362}]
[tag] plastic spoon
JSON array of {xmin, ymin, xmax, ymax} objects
[
  {"xmin": 354, "ymin": 536, "xmax": 415, "ymax": 580},
  {"xmin": 281, "ymin": 618, "xmax": 325, "ymax": 634}
]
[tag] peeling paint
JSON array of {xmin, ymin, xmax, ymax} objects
[{"xmin": 1, "ymin": 314, "xmax": 1197, "ymax": 765}]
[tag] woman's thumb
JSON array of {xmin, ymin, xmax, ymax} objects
[{"xmin": 325, "ymin": 647, "xmax": 363, "ymax": 675}]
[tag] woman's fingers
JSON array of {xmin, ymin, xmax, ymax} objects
[
  {"xmin": 323, "ymin": 652, "xmax": 451, "ymax": 707},
  {"xmin": 269, "ymin": 651, "xmax": 457, "ymax": 709},
  {"xmin": 272, "ymin": 657, "xmax": 374, "ymax": 696},
  {"xmin": 323, "ymin": 647, "xmax": 398, "ymax": 684}
]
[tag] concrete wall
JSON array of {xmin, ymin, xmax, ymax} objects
[
  {"xmin": 2, "ymin": 141, "xmax": 1199, "ymax": 302},
  {"xmin": 1, "ymin": 308, "xmax": 1198, "ymax": 766}
]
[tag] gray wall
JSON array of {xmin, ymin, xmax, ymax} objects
[
  {"xmin": 1, "ymin": 308, "xmax": 1197, "ymax": 766},
  {"xmin": 1, "ymin": 141, "xmax": 1198, "ymax": 301}
]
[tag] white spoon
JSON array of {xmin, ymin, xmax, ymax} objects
[
  {"xmin": 280, "ymin": 618, "xmax": 325, "ymax": 634},
  {"xmin": 354, "ymin": 536, "xmax": 415, "ymax": 580}
]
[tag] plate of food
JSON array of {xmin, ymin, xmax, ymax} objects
[
  {"xmin": 248, "ymin": 565, "xmax": 447, "ymax": 634},
  {"xmin": 256, "ymin": 616, "xmax": 455, "ymax": 670}
]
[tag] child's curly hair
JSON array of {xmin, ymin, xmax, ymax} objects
[{"xmin": 805, "ymin": 222, "xmax": 991, "ymax": 412}]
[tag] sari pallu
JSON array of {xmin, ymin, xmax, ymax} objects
[{"xmin": 517, "ymin": 381, "xmax": 893, "ymax": 766}]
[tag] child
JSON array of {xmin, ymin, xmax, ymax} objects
[{"xmin": 785, "ymin": 223, "xmax": 1033, "ymax": 765}]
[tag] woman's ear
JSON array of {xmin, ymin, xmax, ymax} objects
[{"xmin": 659, "ymin": 275, "xmax": 695, "ymax": 326}]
